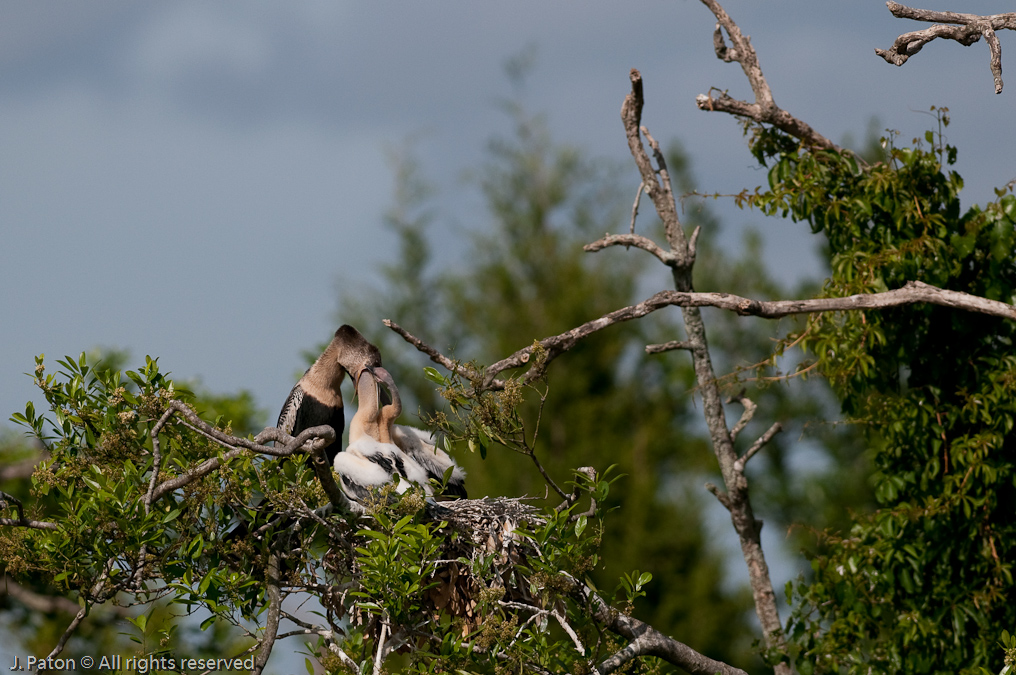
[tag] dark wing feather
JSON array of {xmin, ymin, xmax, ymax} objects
[{"xmin": 277, "ymin": 384, "xmax": 305, "ymax": 436}]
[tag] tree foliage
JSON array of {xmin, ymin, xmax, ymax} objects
[{"xmin": 745, "ymin": 112, "xmax": 1016, "ymax": 674}]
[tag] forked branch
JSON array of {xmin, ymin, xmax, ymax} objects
[
  {"xmin": 572, "ymin": 579, "xmax": 747, "ymax": 675},
  {"xmin": 695, "ymin": 0, "xmax": 841, "ymax": 151},
  {"xmin": 876, "ymin": 2, "xmax": 1016, "ymax": 93}
]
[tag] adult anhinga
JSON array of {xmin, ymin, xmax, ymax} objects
[
  {"xmin": 276, "ymin": 324, "xmax": 381, "ymax": 465},
  {"xmin": 227, "ymin": 325, "xmax": 380, "ymax": 542}
]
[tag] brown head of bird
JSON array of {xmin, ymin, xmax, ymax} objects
[
  {"xmin": 300, "ymin": 324, "xmax": 382, "ymax": 406},
  {"xmin": 332, "ymin": 324, "xmax": 382, "ymax": 382}
]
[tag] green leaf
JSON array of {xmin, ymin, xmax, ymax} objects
[{"xmin": 423, "ymin": 367, "xmax": 447, "ymax": 385}]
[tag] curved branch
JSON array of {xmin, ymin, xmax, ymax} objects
[
  {"xmin": 621, "ymin": 70, "xmax": 689, "ymax": 262},
  {"xmin": 0, "ymin": 491, "xmax": 58, "ymax": 530},
  {"xmin": 382, "ymin": 319, "xmax": 505, "ymax": 389},
  {"xmin": 584, "ymin": 233, "xmax": 677, "ymax": 267},
  {"xmin": 385, "ymin": 280, "xmax": 1016, "ymax": 393},
  {"xmin": 573, "ymin": 580, "xmax": 746, "ymax": 675},
  {"xmin": 876, "ymin": 2, "xmax": 1016, "ymax": 93},
  {"xmin": 148, "ymin": 401, "xmax": 337, "ymax": 503},
  {"xmin": 696, "ymin": 0, "xmax": 841, "ymax": 151}
]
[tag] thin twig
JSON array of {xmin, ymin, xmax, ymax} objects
[
  {"xmin": 645, "ymin": 340, "xmax": 693, "ymax": 354},
  {"xmin": 585, "ymin": 233, "xmax": 678, "ymax": 267},
  {"xmin": 629, "ymin": 182, "xmax": 645, "ymax": 237},
  {"xmin": 499, "ymin": 600, "xmax": 586, "ymax": 655},
  {"xmin": 705, "ymin": 483, "xmax": 731, "ymax": 511},
  {"xmin": 382, "ymin": 319, "xmax": 502, "ymax": 388},
  {"xmin": 374, "ymin": 616, "xmax": 389, "ymax": 675},
  {"xmin": 734, "ymin": 422, "xmax": 783, "ymax": 473},
  {"xmin": 727, "ymin": 393, "xmax": 757, "ymax": 442}
]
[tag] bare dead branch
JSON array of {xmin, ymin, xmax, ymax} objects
[
  {"xmin": 727, "ymin": 393, "xmax": 757, "ymax": 442},
  {"xmin": 695, "ymin": 0, "xmax": 841, "ymax": 151},
  {"xmin": 734, "ymin": 422, "xmax": 783, "ymax": 473},
  {"xmin": 585, "ymin": 234, "xmax": 678, "ymax": 267},
  {"xmin": 645, "ymin": 340, "xmax": 693, "ymax": 354},
  {"xmin": 390, "ymin": 279, "xmax": 1016, "ymax": 397},
  {"xmin": 622, "ymin": 65, "xmax": 791, "ymax": 672},
  {"xmin": 382, "ymin": 319, "xmax": 506, "ymax": 390},
  {"xmin": 252, "ymin": 551, "xmax": 283, "ymax": 675},
  {"xmin": 629, "ymin": 182, "xmax": 645, "ymax": 236},
  {"xmin": 515, "ymin": 280, "xmax": 1016, "ymax": 386},
  {"xmin": 705, "ymin": 482, "xmax": 732, "ymax": 511},
  {"xmin": 572, "ymin": 579, "xmax": 746, "ymax": 675},
  {"xmin": 876, "ymin": 2, "xmax": 1016, "ymax": 93},
  {"xmin": 621, "ymin": 70, "xmax": 689, "ymax": 261}
]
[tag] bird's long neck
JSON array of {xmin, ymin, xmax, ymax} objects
[
  {"xmin": 377, "ymin": 377, "xmax": 402, "ymax": 445},
  {"xmin": 348, "ymin": 370, "xmax": 382, "ymax": 444},
  {"xmin": 301, "ymin": 341, "xmax": 346, "ymax": 409}
]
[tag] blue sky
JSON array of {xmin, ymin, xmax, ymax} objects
[
  {"xmin": 2, "ymin": 0, "xmax": 1014, "ymax": 666},
  {"xmin": 2, "ymin": 1, "xmax": 1013, "ymax": 428}
]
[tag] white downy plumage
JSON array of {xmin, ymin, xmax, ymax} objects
[{"xmin": 333, "ymin": 365, "xmax": 431, "ymax": 510}]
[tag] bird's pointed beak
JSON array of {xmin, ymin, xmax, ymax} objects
[
  {"xmin": 374, "ymin": 367, "xmax": 397, "ymax": 411},
  {"xmin": 353, "ymin": 365, "xmax": 377, "ymax": 399}
]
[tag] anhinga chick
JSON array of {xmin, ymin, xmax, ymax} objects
[
  {"xmin": 374, "ymin": 367, "xmax": 468, "ymax": 499},
  {"xmin": 333, "ymin": 365, "xmax": 430, "ymax": 509}
]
